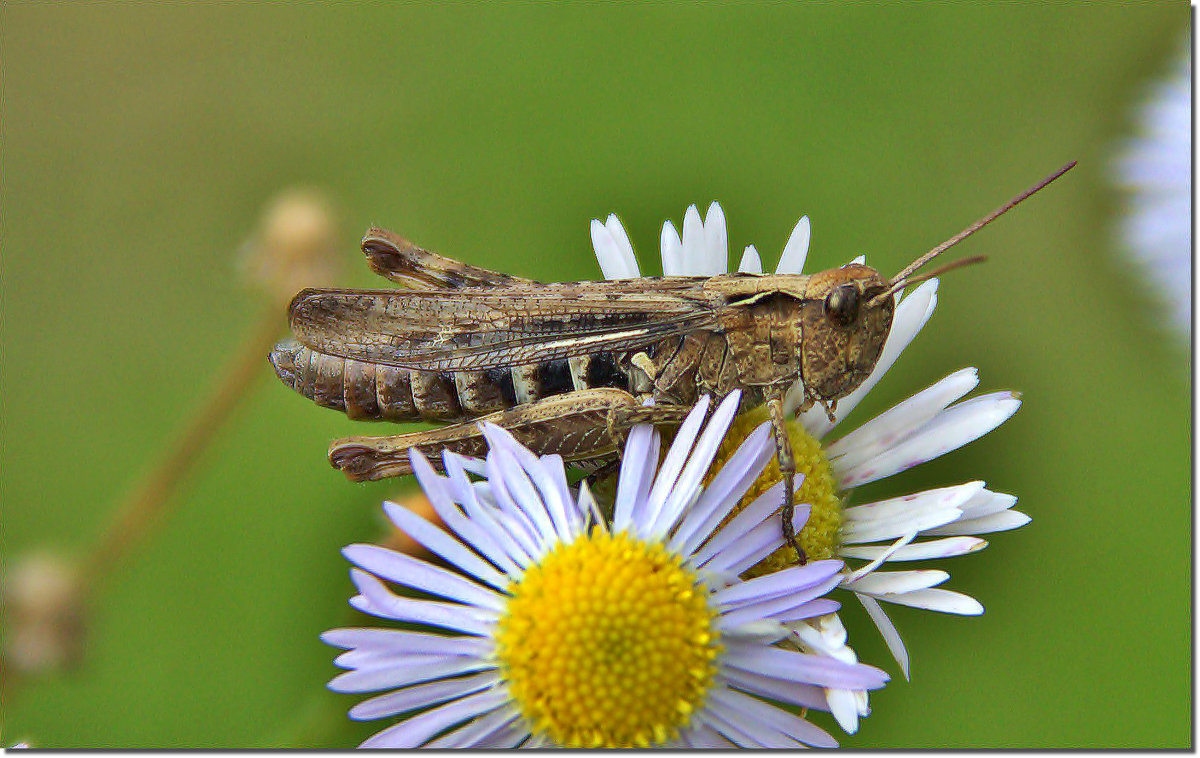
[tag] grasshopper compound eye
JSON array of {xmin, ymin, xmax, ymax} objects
[{"xmin": 824, "ymin": 283, "xmax": 860, "ymax": 327}]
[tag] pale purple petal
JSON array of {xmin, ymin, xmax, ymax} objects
[
  {"xmin": 425, "ymin": 705, "xmax": 524, "ymax": 748},
  {"xmin": 343, "ymin": 544, "xmax": 507, "ymax": 612},
  {"xmin": 359, "ymin": 687, "xmax": 511, "ymax": 748},
  {"xmin": 612, "ymin": 421, "xmax": 658, "ymax": 533},
  {"xmin": 330, "ymin": 655, "xmax": 493, "ymax": 694},
  {"xmin": 380, "ymin": 499, "xmax": 509, "ymax": 590},
  {"xmin": 707, "ymin": 687, "xmax": 838, "ymax": 748},
  {"xmin": 640, "ymin": 395, "xmax": 710, "ymax": 535},
  {"xmin": 348, "ymin": 671, "xmax": 499, "ymax": 720},
  {"xmin": 714, "ymin": 559, "xmax": 843, "ymax": 607},
  {"xmin": 650, "ymin": 391, "xmax": 740, "ymax": 537},
  {"xmin": 322, "ymin": 628, "xmax": 491, "ymax": 658},
  {"xmin": 670, "ymin": 421, "xmax": 773, "ymax": 556},
  {"xmin": 349, "ymin": 569, "xmax": 496, "ymax": 636},
  {"xmin": 720, "ymin": 667, "xmax": 830, "ymax": 711},
  {"xmin": 723, "ymin": 643, "xmax": 889, "ymax": 690}
]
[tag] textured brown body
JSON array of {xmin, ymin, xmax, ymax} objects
[{"xmin": 270, "ymin": 228, "xmax": 897, "ymax": 482}]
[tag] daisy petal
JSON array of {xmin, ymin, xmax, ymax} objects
[
  {"xmin": 703, "ymin": 201, "xmax": 729, "ymax": 274},
  {"xmin": 776, "ymin": 215, "xmax": 811, "ymax": 274},
  {"xmin": 874, "ymin": 587, "xmax": 984, "ymax": 615},
  {"xmin": 738, "ymin": 244, "xmax": 764, "ymax": 274},
  {"xmin": 846, "ymin": 569, "xmax": 949, "ymax": 595},
  {"xmin": 343, "ymin": 544, "xmax": 506, "ymax": 612},
  {"xmin": 857, "ymin": 593, "xmax": 910, "ymax": 679},
  {"xmin": 926, "ymin": 510, "xmax": 1032, "ymax": 535},
  {"xmin": 836, "ymin": 391, "xmax": 1022, "ymax": 489},
  {"xmin": 825, "ymin": 367, "xmax": 980, "ymax": 464},
  {"xmin": 348, "ymin": 671, "xmax": 498, "ymax": 720},
  {"xmin": 661, "ymin": 220, "xmax": 684, "ymax": 275},
  {"xmin": 381, "ymin": 497, "xmax": 510, "ymax": 590},
  {"xmin": 358, "ymin": 687, "xmax": 510, "ymax": 748},
  {"xmin": 840, "ymin": 536, "xmax": 988, "ymax": 561}
]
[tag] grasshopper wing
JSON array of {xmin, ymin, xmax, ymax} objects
[{"xmin": 288, "ymin": 279, "xmax": 719, "ymax": 371}]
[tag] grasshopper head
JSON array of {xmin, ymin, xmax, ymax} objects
[{"xmin": 799, "ymin": 264, "xmax": 894, "ymax": 404}]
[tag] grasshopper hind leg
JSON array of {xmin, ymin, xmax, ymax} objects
[{"xmin": 328, "ymin": 388, "xmax": 690, "ymax": 481}]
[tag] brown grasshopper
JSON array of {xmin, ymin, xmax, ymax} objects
[{"xmin": 270, "ymin": 163, "xmax": 1074, "ymax": 559}]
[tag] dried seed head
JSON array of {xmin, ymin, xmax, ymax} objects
[
  {"xmin": 2, "ymin": 551, "xmax": 86, "ymax": 675},
  {"xmin": 239, "ymin": 188, "xmax": 343, "ymax": 305}
]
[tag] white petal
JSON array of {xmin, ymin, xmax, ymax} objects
[
  {"xmin": 957, "ymin": 488, "xmax": 1019, "ymax": 520},
  {"xmin": 842, "ymin": 532, "xmax": 916, "ymax": 583},
  {"xmin": 926, "ymin": 510, "xmax": 1031, "ymax": 535},
  {"xmin": 825, "ymin": 367, "xmax": 980, "ymax": 464},
  {"xmin": 840, "ymin": 481, "xmax": 984, "ymax": 544},
  {"xmin": 738, "ymin": 244, "xmax": 764, "ymax": 274},
  {"xmin": 606, "ymin": 214, "xmax": 639, "ymax": 278},
  {"xmin": 703, "ymin": 201, "xmax": 729, "ymax": 274},
  {"xmin": 837, "ymin": 391, "xmax": 1021, "ymax": 489},
  {"xmin": 827, "ymin": 688, "xmax": 863, "ymax": 734},
  {"xmin": 874, "ymin": 587, "xmax": 984, "ymax": 615},
  {"xmin": 857, "ymin": 594, "xmax": 910, "ymax": 679},
  {"xmin": 661, "ymin": 220, "xmax": 684, "ymax": 275},
  {"xmin": 591, "ymin": 217, "xmax": 639, "ymax": 280},
  {"xmin": 840, "ymin": 536, "xmax": 987, "ymax": 561},
  {"xmin": 776, "ymin": 215, "xmax": 811, "ymax": 274},
  {"xmin": 846, "ymin": 569, "xmax": 949, "ymax": 595},
  {"xmin": 847, "ymin": 254, "xmax": 866, "ymax": 265},
  {"xmin": 681, "ymin": 204, "xmax": 706, "ymax": 273}
]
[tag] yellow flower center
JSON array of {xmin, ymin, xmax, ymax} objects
[
  {"xmin": 707, "ymin": 406, "xmax": 843, "ymax": 577},
  {"xmin": 494, "ymin": 530, "xmax": 719, "ymax": 748}
]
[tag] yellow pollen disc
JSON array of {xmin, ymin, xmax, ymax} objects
[
  {"xmin": 705, "ymin": 406, "xmax": 843, "ymax": 577},
  {"xmin": 494, "ymin": 531, "xmax": 719, "ymax": 748}
]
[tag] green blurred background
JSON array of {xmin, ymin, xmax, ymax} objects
[{"xmin": 2, "ymin": 3, "xmax": 1190, "ymax": 749}]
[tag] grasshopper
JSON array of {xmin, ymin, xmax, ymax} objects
[{"xmin": 270, "ymin": 163, "xmax": 1074, "ymax": 559}]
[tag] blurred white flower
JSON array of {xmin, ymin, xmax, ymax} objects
[{"xmin": 1114, "ymin": 43, "xmax": 1191, "ymax": 339}]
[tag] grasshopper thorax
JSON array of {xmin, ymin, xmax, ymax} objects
[{"xmin": 798, "ymin": 264, "xmax": 894, "ymax": 405}]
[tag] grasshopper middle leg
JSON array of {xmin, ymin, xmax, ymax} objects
[{"xmin": 768, "ymin": 394, "xmax": 807, "ymax": 565}]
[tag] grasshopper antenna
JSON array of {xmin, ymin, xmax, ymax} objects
[{"xmin": 869, "ymin": 161, "xmax": 1077, "ymax": 306}]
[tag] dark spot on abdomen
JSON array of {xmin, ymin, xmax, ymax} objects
[
  {"xmin": 585, "ymin": 352, "xmax": 627, "ymax": 390},
  {"xmin": 537, "ymin": 358, "xmax": 574, "ymax": 397}
]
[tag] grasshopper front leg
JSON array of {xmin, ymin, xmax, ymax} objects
[
  {"xmin": 768, "ymin": 392, "xmax": 807, "ymax": 565},
  {"xmin": 328, "ymin": 388, "xmax": 689, "ymax": 481}
]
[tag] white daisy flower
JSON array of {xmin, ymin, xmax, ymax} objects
[
  {"xmin": 323, "ymin": 392, "xmax": 889, "ymax": 748},
  {"xmin": 590, "ymin": 206, "xmax": 1030, "ymax": 731},
  {"xmin": 1114, "ymin": 42, "xmax": 1191, "ymax": 338}
]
